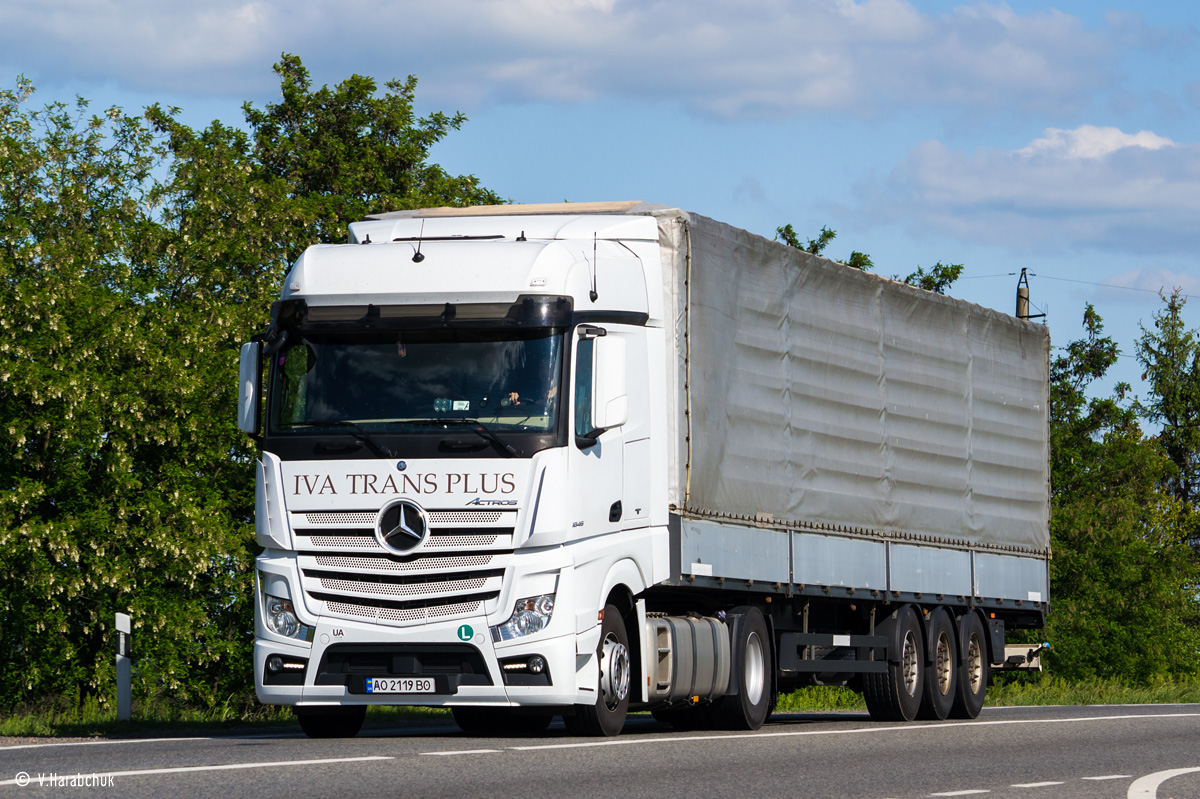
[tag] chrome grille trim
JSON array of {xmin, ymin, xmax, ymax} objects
[
  {"xmin": 308, "ymin": 553, "xmax": 499, "ymax": 572},
  {"xmin": 295, "ymin": 509, "xmax": 512, "ymax": 527},
  {"xmin": 312, "ymin": 575, "xmax": 494, "ymax": 599},
  {"xmin": 292, "ymin": 507, "xmax": 515, "ymax": 626}
]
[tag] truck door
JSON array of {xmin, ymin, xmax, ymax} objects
[{"xmin": 567, "ymin": 324, "xmax": 647, "ymax": 537}]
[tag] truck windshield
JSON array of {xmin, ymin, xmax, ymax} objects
[{"xmin": 268, "ymin": 328, "xmax": 564, "ymax": 434}]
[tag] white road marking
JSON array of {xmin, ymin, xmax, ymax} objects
[
  {"xmin": 0, "ymin": 736, "xmax": 212, "ymax": 752},
  {"xmin": 0, "ymin": 755, "xmax": 393, "ymax": 786},
  {"xmin": 929, "ymin": 791, "xmax": 990, "ymax": 796},
  {"xmin": 1127, "ymin": 766, "xmax": 1200, "ymax": 799},
  {"xmin": 1084, "ymin": 775, "xmax": 1132, "ymax": 781},
  {"xmin": 1010, "ymin": 782, "xmax": 1063, "ymax": 788},
  {"xmin": 420, "ymin": 749, "xmax": 501, "ymax": 756},
  {"xmin": 490, "ymin": 711, "xmax": 1200, "ymax": 753}
]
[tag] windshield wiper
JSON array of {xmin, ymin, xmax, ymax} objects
[
  {"xmin": 414, "ymin": 418, "xmax": 518, "ymax": 457},
  {"xmin": 306, "ymin": 421, "xmax": 397, "ymax": 458}
]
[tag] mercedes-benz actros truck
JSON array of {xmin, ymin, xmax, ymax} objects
[{"xmin": 238, "ymin": 202, "xmax": 1050, "ymax": 738}]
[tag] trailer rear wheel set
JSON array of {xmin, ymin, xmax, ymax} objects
[{"xmin": 860, "ymin": 605, "xmax": 991, "ymax": 723}]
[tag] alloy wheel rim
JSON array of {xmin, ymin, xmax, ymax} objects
[
  {"xmin": 744, "ymin": 631, "xmax": 765, "ymax": 705},
  {"xmin": 935, "ymin": 631, "xmax": 953, "ymax": 696},
  {"xmin": 966, "ymin": 635, "xmax": 983, "ymax": 693},
  {"xmin": 902, "ymin": 629, "xmax": 920, "ymax": 697},
  {"xmin": 600, "ymin": 633, "xmax": 630, "ymax": 709}
]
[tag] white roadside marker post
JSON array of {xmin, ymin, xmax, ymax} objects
[{"xmin": 116, "ymin": 612, "xmax": 131, "ymax": 722}]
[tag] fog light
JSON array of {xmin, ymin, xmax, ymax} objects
[
  {"xmin": 267, "ymin": 655, "xmax": 284, "ymax": 673},
  {"xmin": 527, "ymin": 656, "xmax": 546, "ymax": 674}
]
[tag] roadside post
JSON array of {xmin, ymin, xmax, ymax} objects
[{"xmin": 116, "ymin": 612, "xmax": 131, "ymax": 721}]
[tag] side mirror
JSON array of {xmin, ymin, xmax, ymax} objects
[
  {"xmin": 238, "ymin": 342, "xmax": 262, "ymax": 435},
  {"xmin": 591, "ymin": 334, "xmax": 627, "ymax": 431}
]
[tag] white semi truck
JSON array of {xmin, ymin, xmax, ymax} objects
[{"xmin": 238, "ymin": 202, "xmax": 1050, "ymax": 737}]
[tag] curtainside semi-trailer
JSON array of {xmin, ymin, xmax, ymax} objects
[{"xmin": 237, "ymin": 202, "xmax": 1050, "ymax": 737}]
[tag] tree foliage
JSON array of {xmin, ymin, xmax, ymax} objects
[
  {"xmin": 1136, "ymin": 290, "xmax": 1200, "ymax": 517},
  {"xmin": 901, "ymin": 261, "xmax": 963, "ymax": 295},
  {"xmin": 775, "ymin": 223, "xmax": 946, "ymax": 290},
  {"xmin": 0, "ymin": 56, "xmax": 497, "ymax": 710},
  {"xmin": 1044, "ymin": 304, "xmax": 1200, "ymax": 680}
]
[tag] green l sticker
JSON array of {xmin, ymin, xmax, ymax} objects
[{"xmin": 457, "ymin": 624, "xmax": 473, "ymax": 641}]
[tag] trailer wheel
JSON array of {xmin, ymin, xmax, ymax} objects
[
  {"xmin": 296, "ymin": 706, "xmax": 366, "ymax": 738},
  {"xmin": 863, "ymin": 605, "xmax": 924, "ymax": 722},
  {"xmin": 950, "ymin": 612, "xmax": 988, "ymax": 719},
  {"xmin": 451, "ymin": 707, "xmax": 554, "ymax": 735},
  {"xmin": 917, "ymin": 608, "xmax": 957, "ymax": 720},
  {"xmin": 563, "ymin": 603, "xmax": 630, "ymax": 736},
  {"xmin": 709, "ymin": 605, "xmax": 773, "ymax": 731}
]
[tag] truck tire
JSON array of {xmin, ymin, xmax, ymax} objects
[
  {"xmin": 451, "ymin": 707, "xmax": 554, "ymax": 735},
  {"xmin": 296, "ymin": 706, "xmax": 366, "ymax": 738},
  {"xmin": 563, "ymin": 603, "xmax": 630, "ymax": 736},
  {"xmin": 917, "ymin": 608, "xmax": 957, "ymax": 720},
  {"xmin": 708, "ymin": 606, "xmax": 773, "ymax": 731},
  {"xmin": 950, "ymin": 612, "xmax": 989, "ymax": 719},
  {"xmin": 863, "ymin": 605, "xmax": 924, "ymax": 722}
]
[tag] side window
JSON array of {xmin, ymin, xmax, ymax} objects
[
  {"xmin": 273, "ymin": 345, "xmax": 312, "ymax": 426},
  {"xmin": 574, "ymin": 336, "xmax": 595, "ymax": 439}
]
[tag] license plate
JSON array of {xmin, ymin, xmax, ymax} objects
[{"xmin": 365, "ymin": 677, "xmax": 436, "ymax": 694}]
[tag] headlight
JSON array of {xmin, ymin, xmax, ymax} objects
[
  {"xmin": 491, "ymin": 594, "xmax": 555, "ymax": 642},
  {"xmin": 262, "ymin": 593, "xmax": 315, "ymax": 643}
]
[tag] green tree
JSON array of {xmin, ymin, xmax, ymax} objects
[
  {"xmin": 902, "ymin": 262, "xmax": 963, "ymax": 295},
  {"xmin": 775, "ymin": 223, "xmax": 947, "ymax": 288},
  {"xmin": 1044, "ymin": 304, "xmax": 1200, "ymax": 680},
  {"xmin": 238, "ymin": 53, "xmax": 500, "ymax": 254},
  {"xmin": 775, "ymin": 223, "xmax": 873, "ymax": 269},
  {"xmin": 1136, "ymin": 289, "xmax": 1200, "ymax": 518},
  {"xmin": 0, "ymin": 56, "xmax": 499, "ymax": 711}
]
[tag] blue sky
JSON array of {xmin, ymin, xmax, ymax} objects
[{"xmin": 3, "ymin": 0, "xmax": 1199, "ymax": 398}]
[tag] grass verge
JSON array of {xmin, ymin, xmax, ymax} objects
[
  {"xmin": 772, "ymin": 675, "xmax": 1200, "ymax": 714},
  {"xmin": 0, "ymin": 695, "xmax": 448, "ymax": 739}
]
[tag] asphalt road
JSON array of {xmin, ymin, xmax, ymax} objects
[{"xmin": 2, "ymin": 705, "xmax": 1198, "ymax": 799}]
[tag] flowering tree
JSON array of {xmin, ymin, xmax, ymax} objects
[{"xmin": 0, "ymin": 57, "xmax": 497, "ymax": 710}]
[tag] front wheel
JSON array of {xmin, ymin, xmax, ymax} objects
[
  {"xmin": 563, "ymin": 603, "xmax": 630, "ymax": 736},
  {"xmin": 708, "ymin": 605, "xmax": 774, "ymax": 730}
]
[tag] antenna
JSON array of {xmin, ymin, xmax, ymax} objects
[
  {"xmin": 589, "ymin": 233, "xmax": 598, "ymax": 302},
  {"xmin": 412, "ymin": 219, "xmax": 426, "ymax": 263},
  {"xmin": 1016, "ymin": 268, "xmax": 1045, "ymax": 320}
]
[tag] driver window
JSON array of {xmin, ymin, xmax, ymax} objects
[{"xmin": 574, "ymin": 337, "xmax": 594, "ymax": 439}]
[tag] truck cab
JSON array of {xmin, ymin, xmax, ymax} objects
[{"xmin": 241, "ymin": 205, "xmax": 671, "ymax": 736}]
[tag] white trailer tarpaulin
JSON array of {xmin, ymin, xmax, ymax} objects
[{"xmin": 655, "ymin": 211, "xmax": 1050, "ymax": 555}]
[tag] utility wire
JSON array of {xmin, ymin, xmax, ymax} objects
[{"xmin": 961, "ymin": 271, "xmax": 1198, "ymax": 301}]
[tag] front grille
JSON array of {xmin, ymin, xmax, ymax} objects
[{"xmin": 292, "ymin": 509, "xmax": 515, "ymax": 627}]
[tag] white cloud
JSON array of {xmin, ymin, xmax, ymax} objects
[
  {"xmin": 1017, "ymin": 125, "xmax": 1174, "ymax": 159},
  {"xmin": 0, "ymin": 0, "xmax": 1127, "ymax": 119},
  {"xmin": 1101, "ymin": 267, "xmax": 1200, "ymax": 298},
  {"xmin": 861, "ymin": 125, "xmax": 1200, "ymax": 255}
]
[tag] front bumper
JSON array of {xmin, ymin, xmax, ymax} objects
[
  {"xmin": 255, "ymin": 551, "xmax": 593, "ymax": 708},
  {"xmin": 255, "ymin": 616, "xmax": 583, "ymax": 707}
]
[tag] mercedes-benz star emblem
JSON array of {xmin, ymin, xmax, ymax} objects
[{"xmin": 374, "ymin": 499, "xmax": 429, "ymax": 555}]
